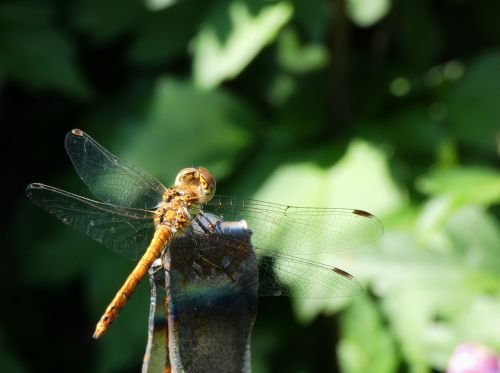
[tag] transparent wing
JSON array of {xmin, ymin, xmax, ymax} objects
[
  {"xmin": 26, "ymin": 183, "xmax": 155, "ymax": 261},
  {"xmin": 255, "ymin": 249, "xmax": 362, "ymax": 297},
  {"xmin": 204, "ymin": 196, "xmax": 384, "ymax": 255},
  {"xmin": 173, "ymin": 214, "xmax": 362, "ymax": 298},
  {"xmin": 65, "ymin": 129, "xmax": 166, "ymax": 209}
]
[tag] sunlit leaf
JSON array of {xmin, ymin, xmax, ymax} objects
[
  {"xmin": 192, "ymin": 0, "xmax": 292, "ymax": 89},
  {"xmin": 447, "ymin": 206, "xmax": 500, "ymax": 275},
  {"xmin": 417, "ymin": 167, "xmax": 500, "ymax": 206},
  {"xmin": 338, "ymin": 295, "xmax": 398, "ymax": 373},
  {"xmin": 323, "ymin": 140, "xmax": 405, "ymax": 213},
  {"xmin": 276, "ymin": 28, "xmax": 329, "ymax": 74},
  {"xmin": 414, "ymin": 187, "xmax": 498, "ymax": 258},
  {"xmin": 355, "ymin": 206, "xmax": 500, "ymax": 371},
  {"xmin": 144, "ymin": 0, "xmax": 178, "ymax": 11},
  {"xmin": 253, "ymin": 140, "xmax": 405, "ymax": 321},
  {"xmin": 346, "ymin": 0, "xmax": 390, "ymax": 27}
]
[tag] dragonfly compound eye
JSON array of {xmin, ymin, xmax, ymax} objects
[{"xmin": 197, "ymin": 167, "xmax": 216, "ymax": 201}]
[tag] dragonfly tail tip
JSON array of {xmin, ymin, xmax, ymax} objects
[{"xmin": 92, "ymin": 324, "xmax": 105, "ymax": 339}]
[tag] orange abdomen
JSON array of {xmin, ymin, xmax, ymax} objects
[{"xmin": 93, "ymin": 226, "xmax": 173, "ymax": 339}]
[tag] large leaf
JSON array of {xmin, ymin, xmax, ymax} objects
[
  {"xmin": 121, "ymin": 78, "xmax": 254, "ymax": 181},
  {"xmin": 356, "ymin": 206, "xmax": 500, "ymax": 371},
  {"xmin": 346, "ymin": 0, "xmax": 390, "ymax": 27},
  {"xmin": 417, "ymin": 166, "xmax": 500, "ymax": 206},
  {"xmin": 128, "ymin": 0, "xmax": 206, "ymax": 65},
  {"xmin": 192, "ymin": 0, "xmax": 292, "ymax": 89},
  {"xmin": 0, "ymin": 24, "xmax": 90, "ymax": 97},
  {"xmin": 276, "ymin": 28, "xmax": 329, "ymax": 74},
  {"xmin": 144, "ymin": 0, "xmax": 179, "ymax": 11},
  {"xmin": 338, "ymin": 295, "xmax": 398, "ymax": 373},
  {"xmin": 253, "ymin": 140, "xmax": 405, "ymax": 321},
  {"xmin": 70, "ymin": 0, "xmax": 147, "ymax": 43}
]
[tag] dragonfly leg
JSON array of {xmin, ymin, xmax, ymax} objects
[
  {"xmin": 194, "ymin": 214, "xmax": 218, "ymax": 234},
  {"xmin": 149, "ymin": 260, "xmax": 164, "ymax": 276},
  {"xmin": 198, "ymin": 254, "xmax": 235, "ymax": 282}
]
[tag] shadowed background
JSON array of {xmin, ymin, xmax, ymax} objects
[{"xmin": 1, "ymin": 0, "xmax": 500, "ymax": 372}]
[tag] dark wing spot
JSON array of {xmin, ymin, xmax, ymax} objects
[
  {"xmin": 332, "ymin": 267, "xmax": 354, "ymax": 279},
  {"xmin": 352, "ymin": 209, "xmax": 373, "ymax": 218},
  {"xmin": 27, "ymin": 183, "xmax": 43, "ymax": 190}
]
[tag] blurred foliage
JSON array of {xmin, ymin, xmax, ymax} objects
[{"xmin": 2, "ymin": 0, "xmax": 500, "ymax": 372}]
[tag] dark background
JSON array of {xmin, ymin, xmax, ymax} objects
[{"xmin": 1, "ymin": 0, "xmax": 499, "ymax": 372}]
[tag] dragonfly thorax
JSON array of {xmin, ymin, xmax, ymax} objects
[
  {"xmin": 154, "ymin": 192, "xmax": 195, "ymax": 231},
  {"xmin": 157, "ymin": 167, "xmax": 216, "ymax": 230}
]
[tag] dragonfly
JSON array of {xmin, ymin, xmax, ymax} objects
[{"xmin": 26, "ymin": 129, "xmax": 383, "ymax": 339}]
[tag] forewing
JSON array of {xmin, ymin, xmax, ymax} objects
[
  {"xmin": 65, "ymin": 129, "xmax": 166, "ymax": 209},
  {"xmin": 26, "ymin": 183, "xmax": 155, "ymax": 261},
  {"xmin": 204, "ymin": 196, "xmax": 384, "ymax": 255}
]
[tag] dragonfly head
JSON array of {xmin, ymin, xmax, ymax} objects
[{"xmin": 175, "ymin": 167, "xmax": 216, "ymax": 203}]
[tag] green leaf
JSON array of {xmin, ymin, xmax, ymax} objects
[
  {"xmin": 447, "ymin": 206, "xmax": 500, "ymax": 277},
  {"xmin": 338, "ymin": 295, "xmax": 398, "ymax": 373},
  {"xmin": 128, "ymin": 0, "xmax": 204, "ymax": 66},
  {"xmin": 347, "ymin": 0, "xmax": 390, "ymax": 28},
  {"xmin": 417, "ymin": 167, "xmax": 500, "ymax": 206},
  {"xmin": 414, "ymin": 167, "xmax": 497, "ymax": 251},
  {"xmin": 383, "ymin": 285, "xmax": 437, "ymax": 372},
  {"xmin": 323, "ymin": 140, "xmax": 406, "ymax": 213},
  {"xmin": 70, "ymin": 0, "xmax": 147, "ymax": 43},
  {"xmin": 276, "ymin": 28, "xmax": 329, "ymax": 74},
  {"xmin": 122, "ymin": 77, "xmax": 253, "ymax": 180},
  {"xmin": 0, "ymin": 25, "xmax": 90, "ymax": 97},
  {"xmin": 253, "ymin": 140, "xmax": 405, "ymax": 321},
  {"xmin": 356, "ymin": 206, "xmax": 500, "ymax": 371},
  {"xmin": 254, "ymin": 140, "xmax": 404, "ymax": 213},
  {"xmin": 144, "ymin": 0, "xmax": 179, "ymax": 11},
  {"xmin": 192, "ymin": 0, "xmax": 292, "ymax": 89}
]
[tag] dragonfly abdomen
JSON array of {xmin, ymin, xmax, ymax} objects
[{"xmin": 92, "ymin": 226, "xmax": 174, "ymax": 339}]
